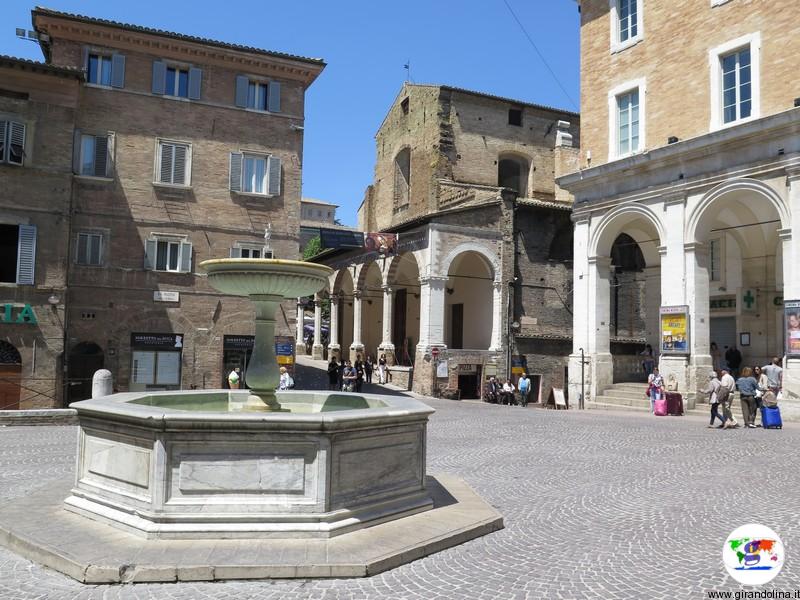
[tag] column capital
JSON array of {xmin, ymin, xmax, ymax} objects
[
  {"xmin": 684, "ymin": 241, "xmax": 707, "ymax": 255},
  {"xmin": 419, "ymin": 275, "xmax": 449, "ymax": 286},
  {"xmin": 353, "ymin": 290, "xmax": 362, "ymax": 300},
  {"xmin": 778, "ymin": 227, "xmax": 793, "ymax": 241},
  {"xmin": 785, "ymin": 166, "xmax": 800, "ymax": 183},
  {"xmin": 587, "ymin": 255, "xmax": 612, "ymax": 268},
  {"xmin": 492, "ymin": 280, "xmax": 503, "ymax": 291},
  {"xmin": 382, "ymin": 285, "xmax": 393, "ymax": 294},
  {"xmin": 329, "ymin": 294, "xmax": 340, "ymax": 305},
  {"xmin": 657, "ymin": 245, "xmax": 668, "ymax": 256},
  {"xmin": 662, "ymin": 191, "xmax": 687, "ymax": 207}
]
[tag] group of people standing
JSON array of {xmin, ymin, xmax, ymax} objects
[
  {"xmin": 702, "ymin": 357, "xmax": 782, "ymax": 429},
  {"xmin": 327, "ymin": 354, "xmax": 389, "ymax": 392}
]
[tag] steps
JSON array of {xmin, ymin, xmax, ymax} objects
[{"xmin": 588, "ymin": 382, "xmax": 747, "ymax": 421}]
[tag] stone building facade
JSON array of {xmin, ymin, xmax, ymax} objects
[
  {"xmin": 0, "ymin": 8, "xmax": 324, "ymax": 408},
  {"xmin": 561, "ymin": 0, "xmax": 800, "ymax": 418},
  {"xmin": 311, "ymin": 83, "xmax": 579, "ymax": 401},
  {"xmin": 0, "ymin": 56, "xmax": 80, "ymax": 409}
]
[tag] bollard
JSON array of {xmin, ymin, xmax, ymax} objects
[{"xmin": 91, "ymin": 369, "xmax": 113, "ymax": 399}]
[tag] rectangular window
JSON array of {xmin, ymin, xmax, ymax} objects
[
  {"xmin": 155, "ymin": 240, "xmax": 181, "ymax": 271},
  {"xmin": 618, "ymin": 0, "xmax": 638, "ymax": 42},
  {"xmin": 0, "ymin": 223, "xmax": 36, "ymax": 284},
  {"xmin": 617, "ymin": 89, "xmax": 640, "ymax": 156},
  {"xmin": 243, "ymin": 154, "xmax": 267, "ymax": 194},
  {"xmin": 721, "ymin": 46, "xmax": 752, "ymax": 124},
  {"xmin": 145, "ymin": 236, "xmax": 191, "ymax": 272},
  {"xmin": 247, "ymin": 81, "xmax": 268, "ymax": 111},
  {"xmin": 508, "ymin": 108, "xmax": 523, "ymax": 126},
  {"xmin": 76, "ymin": 232, "xmax": 103, "ymax": 266},
  {"xmin": 165, "ymin": 67, "xmax": 189, "ymax": 98},
  {"xmin": 156, "ymin": 140, "xmax": 190, "ymax": 186},
  {"xmin": 0, "ymin": 120, "xmax": 26, "ymax": 166},
  {"xmin": 240, "ymin": 247, "xmax": 261, "ymax": 259},
  {"xmin": 79, "ymin": 134, "xmax": 109, "ymax": 177},
  {"xmin": 87, "ymin": 54, "xmax": 112, "ymax": 86}
]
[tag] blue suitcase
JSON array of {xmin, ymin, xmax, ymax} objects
[{"xmin": 761, "ymin": 406, "xmax": 782, "ymax": 429}]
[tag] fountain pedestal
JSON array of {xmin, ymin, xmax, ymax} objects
[{"xmin": 243, "ymin": 294, "xmax": 286, "ymax": 411}]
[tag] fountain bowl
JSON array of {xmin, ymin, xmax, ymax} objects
[{"xmin": 200, "ymin": 258, "xmax": 333, "ymax": 299}]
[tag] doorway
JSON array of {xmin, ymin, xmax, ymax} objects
[
  {"xmin": 450, "ymin": 303, "xmax": 464, "ymax": 350},
  {"xmin": 710, "ymin": 316, "xmax": 737, "ymax": 355},
  {"xmin": 0, "ymin": 340, "xmax": 22, "ymax": 410},
  {"xmin": 68, "ymin": 342, "xmax": 105, "ymax": 402}
]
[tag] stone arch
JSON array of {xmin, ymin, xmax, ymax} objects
[
  {"xmin": 439, "ymin": 242, "xmax": 500, "ymax": 282},
  {"xmin": 686, "ymin": 178, "xmax": 790, "ymax": 244},
  {"xmin": 589, "ymin": 203, "xmax": 666, "ymax": 266},
  {"xmin": 386, "ymin": 252, "xmax": 424, "ymax": 286}
]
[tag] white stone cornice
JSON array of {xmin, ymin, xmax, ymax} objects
[
  {"xmin": 658, "ymin": 245, "xmax": 668, "ymax": 256},
  {"xmin": 684, "ymin": 241, "xmax": 707, "ymax": 255},
  {"xmin": 778, "ymin": 228, "xmax": 793, "ymax": 241},
  {"xmin": 663, "ymin": 192, "xmax": 687, "ymax": 207},
  {"xmin": 587, "ymin": 256, "xmax": 612, "ymax": 267}
]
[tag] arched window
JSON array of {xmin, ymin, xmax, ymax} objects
[
  {"xmin": 498, "ymin": 155, "xmax": 529, "ymax": 196},
  {"xmin": 394, "ymin": 148, "xmax": 411, "ymax": 208},
  {"xmin": 610, "ymin": 233, "xmax": 645, "ymax": 272}
]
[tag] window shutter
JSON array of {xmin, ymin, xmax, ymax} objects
[
  {"xmin": 179, "ymin": 241, "xmax": 192, "ymax": 273},
  {"xmin": 188, "ymin": 67, "xmax": 202, "ymax": 100},
  {"xmin": 106, "ymin": 131, "xmax": 115, "ymax": 176},
  {"xmin": 76, "ymin": 233, "xmax": 88, "ymax": 264},
  {"xmin": 160, "ymin": 143, "xmax": 174, "ymax": 183},
  {"xmin": 152, "ymin": 61, "xmax": 167, "ymax": 95},
  {"xmin": 229, "ymin": 152, "xmax": 242, "ymax": 192},
  {"xmin": 94, "ymin": 135, "xmax": 108, "ymax": 177},
  {"xmin": 71, "ymin": 128, "xmax": 81, "ymax": 173},
  {"xmin": 0, "ymin": 120, "xmax": 7, "ymax": 162},
  {"xmin": 8, "ymin": 122, "xmax": 25, "ymax": 165},
  {"xmin": 268, "ymin": 155, "xmax": 281, "ymax": 196},
  {"xmin": 111, "ymin": 53, "xmax": 126, "ymax": 88},
  {"xmin": 144, "ymin": 239, "xmax": 157, "ymax": 270},
  {"xmin": 234, "ymin": 75, "xmax": 249, "ymax": 108},
  {"xmin": 173, "ymin": 144, "xmax": 187, "ymax": 185},
  {"xmin": 81, "ymin": 46, "xmax": 89, "ymax": 74},
  {"xmin": 16, "ymin": 224, "xmax": 36, "ymax": 285},
  {"xmin": 229, "ymin": 247, "xmax": 242, "ymax": 258},
  {"xmin": 268, "ymin": 81, "xmax": 281, "ymax": 112}
]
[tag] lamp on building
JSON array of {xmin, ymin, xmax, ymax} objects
[
  {"xmin": 667, "ymin": 136, "xmax": 679, "ymax": 144},
  {"xmin": 47, "ymin": 294, "xmax": 60, "ymax": 306},
  {"xmin": 446, "ymin": 287, "xmax": 454, "ymax": 295}
]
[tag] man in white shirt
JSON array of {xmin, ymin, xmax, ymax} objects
[
  {"xmin": 762, "ymin": 357, "xmax": 783, "ymax": 393},
  {"xmin": 501, "ymin": 380, "xmax": 516, "ymax": 405},
  {"xmin": 718, "ymin": 368, "xmax": 737, "ymax": 429}
]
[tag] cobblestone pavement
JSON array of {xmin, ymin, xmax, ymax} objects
[{"xmin": 2, "ymin": 372, "xmax": 799, "ymax": 598}]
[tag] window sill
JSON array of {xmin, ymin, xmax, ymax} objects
[
  {"xmin": 234, "ymin": 191, "xmax": 275, "ymax": 198},
  {"xmin": 710, "ymin": 114, "xmax": 760, "ymax": 132},
  {"xmin": 152, "ymin": 182, "xmax": 192, "ymax": 190},
  {"xmin": 74, "ymin": 263, "xmax": 106, "ymax": 268},
  {"xmin": 611, "ymin": 36, "xmax": 643, "ymax": 55},
  {"xmin": 0, "ymin": 282, "xmax": 20, "ymax": 287},
  {"xmin": 155, "ymin": 94, "xmax": 194, "ymax": 103},
  {"xmin": 608, "ymin": 149, "xmax": 646, "ymax": 162},
  {"xmin": 149, "ymin": 269, "xmax": 192, "ymax": 274},
  {"xmin": 75, "ymin": 174, "xmax": 113, "ymax": 182},
  {"xmin": 84, "ymin": 83, "xmax": 115, "ymax": 90},
  {"xmin": 242, "ymin": 107, "xmax": 281, "ymax": 115}
]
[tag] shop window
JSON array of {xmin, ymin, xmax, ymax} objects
[{"xmin": 132, "ymin": 350, "xmax": 181, "ymax": 388}]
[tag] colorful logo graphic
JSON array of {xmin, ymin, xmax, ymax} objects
[{"xmin": 723, "ymin": 524, "xmax": 784, "ymax": 586}]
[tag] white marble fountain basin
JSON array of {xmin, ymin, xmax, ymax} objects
[{"xmin": 65, "ymin": 390, "xmax": 435, "ymax": 539}]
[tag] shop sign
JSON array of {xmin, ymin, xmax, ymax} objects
[
  {"xmin": 659, "ymin": 305, "xmax": 689, "ymax": 355},
  {"xmin": 154, "ymin": 291, "xmax": 180, "ymax": 302},
  {"xmin": 223, "ymin": 335, "xmax": 254, "ymax": 350},
  {"xmin": 709, "ymin": 296, "xmax": 736, "ymax": 312},
  {"xmin": 275, "ymin": 335, "xmax": 295, "ymax": 376},
  {"xmin": 511, "ymin": 355, "xmax": 527, "ymax": 375},
  {"xmin": 741, "ymin": 289, "xmax": 757, "ymax": 312},
  {"xmin": 458, "ymin": 363, "xmax": 477, "ymax": 374},
  {"xmin": 785, "ymin": 300, "xmax": 800, "ymax": 357},
  {"xmin": 1, "ymin": 303, "xmax": 37, "ymax": 325},
  {"xmin": 131, "ymin": 332, "xmax": 183, "ymax": 349}
]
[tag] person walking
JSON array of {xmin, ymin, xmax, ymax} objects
[
  {"xmin": 718, "ymin": 368, "xmax": 738, "ymax": 429},
  {"xmin": 702, "ymin": 371, "xmax": 724, "ymax": 428},
  {"xmin": 364, "ymin": 356, "xmax": 374, "ymax": 384},
  {"xmin": 327, "ymin": 358, "xmax": 340, "ymax": 391},
  {"xmin": 646, "ymin": 367, "xmax": 665, "ymax": 414},
  {"xmin": 736, "ymin": 367, "xmax": 761, "ymax": 429},
  {"xmin": 762, "ymin": 357, "xmax": 783, "ymax": 395},
  {"xmin": 378, "ymin": 353, "xmax": 388, "ymax": 384},
  {"xmin": 640, "ymin": 344, "xmax": 656, "ymax": 378},
  {"xmin": 518, "ymin": 373, "xmax": 531, "ymax": 407}
]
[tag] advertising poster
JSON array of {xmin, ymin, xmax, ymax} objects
[
  {"xmin": 364, "ymin": 232, "xmax": 398, "ymax": 256},
  {"xmin": 660, "ymin": 306, "xmax": 689, "ymax": 354},
  {"xmin": 785, "ymin": 300, "xmax": 800, "ymax": 357}
]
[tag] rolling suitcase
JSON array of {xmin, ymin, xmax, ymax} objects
[
  {"xmin": 665, "ymin": 391, "xmax": 684, "ymax": 416},
  {"xmin": 761, "ymin": 405, "xmax": 783, "ymax": 429},
  {"xmin": 654, "ymin": 398, "xmax": 668, "ymax": 416}
]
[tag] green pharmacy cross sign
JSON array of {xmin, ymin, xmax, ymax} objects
[
  {"xmin": 1, "ymin": 303, "xmax": 38, "ymax": 325},
  {"xmin": 742, "ymin": 289, "xmax": 757, "ymax": 312}
]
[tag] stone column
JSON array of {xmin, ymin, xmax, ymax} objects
[
  {"xmin": 312, "ymin": 294, "xmax": 324, "ymax": 360},
  {"xmin": 349, "ymin": 291, "xmax": 365, "ymax": 362},
  {"xmin": 378, "ymin": 285, "xmax": 395, "ymax": 360},
  {"xmin": 659, "ymin": 195, "xmax": 689, "ymax": 395},
  {"xmin": 417, "ymin": 276, "xmax": 448, "ymax": 351},
  {"xmin": 685, "ymin": 242, "xmax": 711, "ymax": 409},
  {"xmin": 587, "ymin": 256, "xmax": 613, "ymax": 399},
  {"xmin": 489, "ymin": 280, "xmax": 504, "ymax": 351},
  {"xmin": 295, "ymin": 300, "xmax": 305, "ymax": 353},
  {"xmin": 568, "ymin": 218, "xmax": 591, "ymax": 404},
  {"xmin": 328, "ymin": 295, "xmax": 340, "ymax": 360},
  {"xmin": 782, "ymin": 167, "xmax": 800, "ymax": 407}
]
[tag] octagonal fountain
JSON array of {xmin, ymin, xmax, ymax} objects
[{"xmin": 64, "ymin": 258, "xmax": 436, "ymax": 539}]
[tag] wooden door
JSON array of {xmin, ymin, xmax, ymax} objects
[{"xmin": 0, "ymin": 364, "xmax": 21, "ymax": 410}]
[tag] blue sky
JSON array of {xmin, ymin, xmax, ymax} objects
[{"xmin": 2, "ymin": 0, "xmax": 580, "ymax": 226}]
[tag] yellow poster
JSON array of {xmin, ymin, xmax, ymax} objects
[{"xmin": 660, "ymin": 306, "xmax": 689, "ymax": 353}]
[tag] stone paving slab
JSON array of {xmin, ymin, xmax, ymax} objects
[{"xmin": 0, "ymin": 473, "xmax": 502, "ymax": 584}]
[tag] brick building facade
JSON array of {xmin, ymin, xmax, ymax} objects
[
  {"xmin": 561, "ymin": 0, "xmax": 800, "ymax": 417},
  {"xmin": 312, "ymin": 83, "xmax": 579, "ymax": 401},
  {"xmin": 0, "ymin": 8, "xmax": 323, "ymax": 408}
]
